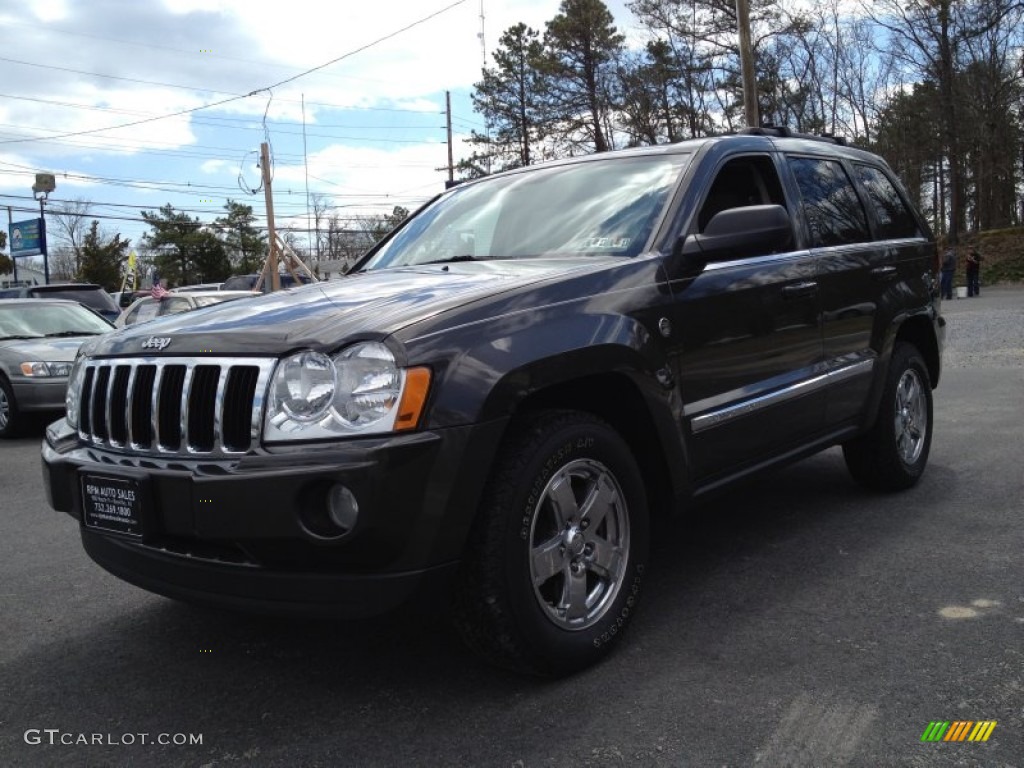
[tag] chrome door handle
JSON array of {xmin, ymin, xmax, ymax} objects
[{"xmin": 782, "ymin": 281, "xmax": 818, "ymax": 299}]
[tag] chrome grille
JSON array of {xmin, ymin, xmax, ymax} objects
[{"xmin": 77, "ymin": 357, "xmax": 277, "ymax": 456}]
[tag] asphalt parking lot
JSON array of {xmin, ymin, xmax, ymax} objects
[{"xmin": 1, "ymin": 287, "xmax": 1021, "ymax": 767}]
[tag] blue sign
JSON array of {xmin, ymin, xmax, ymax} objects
[{"xmin": 9, "ymin": 218, "xmax": 44, "ymax": 258}]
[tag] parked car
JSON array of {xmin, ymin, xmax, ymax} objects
[
  {"xmin": 111, "ymin": 290, "xmax": 139, "ymax": 309},
  {"xmin": 0, "ymin": 298, "xmax": 114, "ymax": 437},
  {"xmin": 115, "ymin": 290, "xmax": 257, "ymax": 328},
  {"xmin": 0, "ymin": 283, "xmax": 121, "ymax": 322},
  {"xmin": 42, "ymin": 129, "xmax": 944, "ymax": 676},
  {"xmin": 221, "ymin": 273, "xmax": 314, "ymax": 291},
  {"xmin": 170, "ymin": 282, "xmax": 223, "ymax": 293}
]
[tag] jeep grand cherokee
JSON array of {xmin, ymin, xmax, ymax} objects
[{"xmin": 42, "ymin": 129, "xmax": 944, "ymax": 676}]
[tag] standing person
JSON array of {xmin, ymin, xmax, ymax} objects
[
  {"xmin": 940, "ymin": 247, "xmax": 956, "ymax": 300},
  {"xmin": 966, "ymin": 247, "xmax": 982, "ymax": 297}
]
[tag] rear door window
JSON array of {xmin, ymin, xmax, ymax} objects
[
  {"xmin": 852, "ymin": 164, "xmax": 921, "ymax": 240},
  {"xmin": 788, "ymin": 157, "xmax": 870, "ymax": 247}
]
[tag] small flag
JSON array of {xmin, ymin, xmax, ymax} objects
[{"xmin": 151, "ymin": 282, "xmax": 169, "ymax": 299}]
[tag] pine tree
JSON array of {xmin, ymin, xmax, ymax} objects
[
  {"xmin": 142, "ymin": 204, "xmax": 229, "ymax": 286},
  {"xmin": 540, "ymin": 0, "xmax": 625, "ymax": 154},
  {"xmin": 215, "ymin": 200, "xmax": 267, "ymax": 274},
  {"xmin": 470, "ymin": 23, "xmax": 549, "ymax": 173},
  {"xmin": 78, "ymin": 220, "xmax": 130, "ymax": 291}
]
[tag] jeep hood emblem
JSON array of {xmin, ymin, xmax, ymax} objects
[{"xmin": 141, "ymin": 336, "xmax": 172, "ymax": 351}]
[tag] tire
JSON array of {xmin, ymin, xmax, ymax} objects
[
  {"xmin": 453, "ymin": 410, "xmax": 649, "ymax": 677},
  {"xmin": 0, "ymin": 376, "xmax": 24, "ymax": 439},
  {"xmin": 843, "ymin": 343, "xmax": 933, "ymax": 491}
]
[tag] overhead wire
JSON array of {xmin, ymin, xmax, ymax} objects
[{"xmin": 0, "ymin": 0, "xmax": 469, "ymax": 147}]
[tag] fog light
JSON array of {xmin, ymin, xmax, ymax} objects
[{"xmin": 327, "ymin": 484, "xmax": 359, "ymax": 532}]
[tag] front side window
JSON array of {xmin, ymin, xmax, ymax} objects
[
  {"xmin": 852, "ymin": 164, "xmax": 921, "ymax": 240},
  {"xmin": 788, "ymin": 157, "xmax": 870, "ymax": 247},
  {"xmin": 126, "ymin": 300, "xmax": 160, "ymax": 325},
  {"xmin": 364, "ymin": 154, "xmax": 690, "ymax": 269},
  {"xmin": 158, "ymin": 297, "xmax": 193, "ymax": 316},
  {"xmin": 696, "ymin": 154, "xmax": 788, "ymax": 232}
]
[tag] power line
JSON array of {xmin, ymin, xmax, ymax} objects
[
  {"xmin": 1, "ymin": 18, "xmax": 454, "ymax": 89},
  {"xmin": 0, "ymin": 89, "xmax": 453, "ymax": 122},
  {"xmin": 0, "ymin": 0, "xmax": 469, "ymax": 147}
]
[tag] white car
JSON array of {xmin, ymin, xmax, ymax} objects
[
  {"xmin": 115, "ymin": 290, "xmax": 257, "ymax": 328},
  {"xmin": 170, "ymin": 282, "xmax": 224, "ymax": 292}
]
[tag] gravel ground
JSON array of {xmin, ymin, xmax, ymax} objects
[{"xmin": 938, "ymin": 283, "xmax": 1024, "ymax": 369}]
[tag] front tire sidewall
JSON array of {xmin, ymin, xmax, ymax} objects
[
  {"xmin": 497, "ymin": 417, "xmax": 649, "ymax": 674},
  {"xmin": 844, "ymin": 343, "xmax": 933, "ymax": 491},
  {"xmin": 0, "ymin": 377, "xmax": 21, "ymax": 439}
]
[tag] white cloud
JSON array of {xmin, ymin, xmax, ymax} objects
[
  {"xmin": 31, "ymin": 0, "xmax": 69, "ymax": 22},
  {"xmin": 0, "ymin": 0, "xmax": 639, "ymax": 247},
  {"xmin": 200, "ymin": 158, "xmax": 229, "ymax": 174}
]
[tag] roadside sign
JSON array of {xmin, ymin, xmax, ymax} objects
[{"xmin": 9, "ymin": 218, "xmax": 44, "ymax": 258}]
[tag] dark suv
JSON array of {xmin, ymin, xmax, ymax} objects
[
  {"xmin": 42, "ymin": 129, "xmax": 944, "ymax": 676},
  {"xmin": 0, "ymin": 283, "xmax": 120, "ymax": 322}
]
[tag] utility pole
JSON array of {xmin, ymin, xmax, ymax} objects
[
  {"xmin": 6, "ymin": 206, "xmax": 18, "ymax": 285},
  {"xmin": 735, "ymin": 0, "xmax": 759, "ymax": 129},
  {"xmin": 446, "ymin": 91, "xmax": 454, "ymax": 188},
  {"xmin": 260, "ymin": 142, "xmax": 280, "ymax": 292},
  {"xmin": 32, "ymin": 173, "xmax": 55, "ymax": 284}
]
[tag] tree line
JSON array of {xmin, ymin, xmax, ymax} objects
[
  {"xmin": 465, "ymin": 0, "xmax": 1024, "ymax": 241},
  {"xmin": 4, "ymin": 200, "xmax": 409, "ymax": 290}
]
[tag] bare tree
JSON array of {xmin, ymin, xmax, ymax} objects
[
  {"xmin": 48, "ymin": 246, "xmax": 78, "ymax": 281},
  {"xmin": 863, "ymin": 0, "xmax": 1020, "ymax": 243},
  {"xmin": 48, "ymin": 199, "xmax": 93, "ymax": 275},
  {"xmin": 310, "ymin": 193, "xmax": 332, "ymax": 263}
]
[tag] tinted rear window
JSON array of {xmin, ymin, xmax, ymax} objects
[{"xmin": 29, "ymin": 287, "xmax": 118, "ymax": 312}]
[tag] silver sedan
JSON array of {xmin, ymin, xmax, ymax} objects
[{"xmin": 0, "ymin": 299, "xmax": 114, "ymax": 438}]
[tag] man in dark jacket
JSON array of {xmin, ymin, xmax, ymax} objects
[
  {"xmin": 940, "ymin": 248, "xmax": 956, "ymax": 300},
  {"xmin": 966, "ymin": 247, "xmax": 982, "ymax": 297}
]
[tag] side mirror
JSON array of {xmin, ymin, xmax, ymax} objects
[{"xmin": 677, "ymin": 204, "xmax": 794, "ymax": 263}]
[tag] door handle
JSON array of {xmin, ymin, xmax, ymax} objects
[
  {"xmin": 871, "ymin": 265, "xmax": 898, "ymax": 281},
  {"xmin": 782, "ymin": 281, "xmax": 818, "ymax": 299}
]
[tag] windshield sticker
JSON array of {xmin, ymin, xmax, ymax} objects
[{"xmin": 580, "ymin": 236, "xmax": 633, "ymax": 251}]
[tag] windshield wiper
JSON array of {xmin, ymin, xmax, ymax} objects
[
  {"xmin": 44, "ymin": 330, "xmax": 103, "ymax": 337},
  {"xmin": 419, "ymin": 254, "xmax": 479, "ymax": 265},
  {"xmin": 0, "ymin": 334, "xmax": 44, "ymax": 340}
]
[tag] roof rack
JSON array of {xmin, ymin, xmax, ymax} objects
[{"xmin": 738, "ymin": 126, "xmax": 847, "ymax": 146}]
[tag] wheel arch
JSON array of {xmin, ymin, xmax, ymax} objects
[
  {"xmin": 504, "ymin": 371, "xmax": 686, "ymax": 520},
  {"xmin": 892, "ymin": 312, "xmax": 942, "ymax": 388}
]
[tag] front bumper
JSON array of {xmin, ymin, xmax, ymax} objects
[
  {"xmin": 42, "ymin": 417, "xmax": 505, "ymax": 616},
  {"xmin": 12, "ymin": 376, "xmax": 68, "ymax": 412}
]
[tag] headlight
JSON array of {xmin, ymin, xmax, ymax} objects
[
  {"xmin": 334, "ymin": 343, "xmax": 402, "ymax": 427},
  {"xmin": 20, "ymin": 361, "xmax": 73, "ymax": 377},
  {"xmin": 64, "ymin": 356, "xmax": 87, "ymax": 429},
  {"xmin": 271, "ymin": 351, "xmax": 336, "ymax": 423},
  {"xmin": 264, "ymin": 342, "xmax": 431, "ymax": 442}
]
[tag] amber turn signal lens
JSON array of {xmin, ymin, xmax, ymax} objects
[{"xmin": 394, "ymin": 367, "xmax": 431, "ymax": 431}]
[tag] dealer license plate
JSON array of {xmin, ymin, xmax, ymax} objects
[{"xmin": 81, "ymin": 474, "xmax": 143, "ymax": 537}]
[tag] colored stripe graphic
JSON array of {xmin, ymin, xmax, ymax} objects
[
  {"xmin": 921, "ymin": 722, "xmax": 949, "ymax": 741},
  {"xmin": 945, "ymin": 721, "xmax": 973, "ymax": 741},
  {"xmin": 968, "ymin": 721, "xmax": 997, "ymax": 742},
  {"xmin": 921, "ymin": 721, "xmax": 997, "ymax": 742}
]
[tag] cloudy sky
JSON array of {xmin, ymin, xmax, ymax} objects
[{"xmin": 0, "ymin": 0, "xmax": 636, "ymax": 264}]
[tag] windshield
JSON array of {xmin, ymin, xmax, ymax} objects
[
  {"xmin": 0, "ymin": 303, "xmax": 113, "ymax": 338},
  {"xmin": 364, "ymin": 153, "xmax": 690, "ymax": 270}
]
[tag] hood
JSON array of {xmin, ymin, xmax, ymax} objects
[
  {"xmin": 91, "ymin": 259, "xmax": 610, "ymax": 357},
  {"xmin": 0, "ymin": 336, "xmax": 92, "ymax": 362}
]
